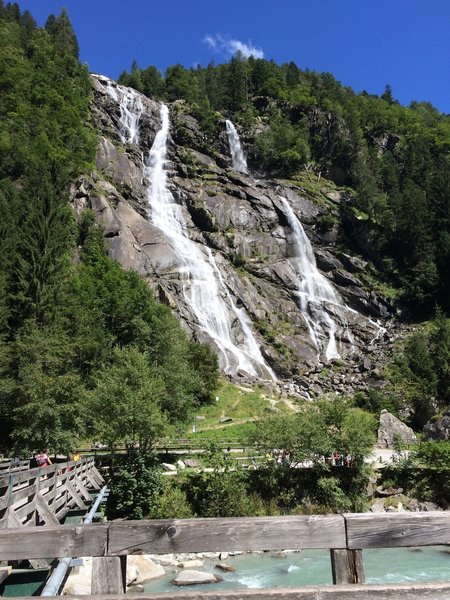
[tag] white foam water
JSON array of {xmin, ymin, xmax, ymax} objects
[
  {"xmin": 226, "ymin": 120, "xmax": 248, "ymax": 173},
  {"xmin": 280, "ymin": 196, "xmax": 355, "ymax": 360}
]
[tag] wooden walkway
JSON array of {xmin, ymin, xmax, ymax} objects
[{"xmin": 0, "ymin": 457, "xmax": 104, "ymax": 529}]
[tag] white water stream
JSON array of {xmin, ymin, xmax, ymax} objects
[
  {"xmin": 226, "ymin": 120, "xmax": 248, "ymax": 173},
  {"xmin": 144, "ymin": 105, "xmax": 275, "ymax": 379},
  {"xmin": 280, "ymin": 197, "xmax": 355, "ymax": 360},
  {"xmin": 102, "ymin": 77, "xmax": 144, "ymax": 145}
]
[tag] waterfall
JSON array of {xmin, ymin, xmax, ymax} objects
[
  {"xmin": 225, "ymin": 120, "xmax": 248, "ymax": 173},
  {"xmin": 100, "ymin": 77, "xmax": 144, "ymax": 145},
  {"xmin": 144, "ymin": 104, "xmax": 275, "ymax": 379},
  {"xmin": 280, "ymin": 197, "xmax": 354, "ymax": 361}
]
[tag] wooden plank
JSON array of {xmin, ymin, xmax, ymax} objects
[
  {"xmin": 65, "ymin": 480, "xmax": 87, "ymax": 510},
  {"xmin": 0, "ymin": 465, "xmax": 55, "ymax": 487},
  {"xmin": 0, "ymin": 565, "xmax": 12, "ymax": 584},
  {"xmin": 15, "ymin": 582, "xmax": 450, "ymax": 599},
  {"xmin": 344, "ymin": 511, "xmax": 450, "ymax": 549},
  {"xmin": 35, "ymin": 494, "xmax": 59, "ymax": 526},
  {"xmin": 74, "ymin": 476, "xmax": 92, "ymax": 501},
  {"xmin": 91, "ymin": 556, "xmax": 126, "ymax": 595},
  {"xmin": 85, "ymin": 470, "xmax": 101, "ymax": 491},
  {"xmin": 330, "ymin": 549, "xmax": 365, "ymax": 584},
  {"xmin": 7, "ymin": 508, "xmax": 23, "ymax": 528},
  {"xmin": 13, "ymin": 499, "xmax": 36, "ymax": 522},
  {"xmin": 28, "ymin": 558, "xmax": 50, "ymax": 569},
  {"xmin": 92, "ymin": 466, "xmax": 105, "ymax": 485},
  {"xmin": 0, "ymin": 523, "xmax": 108, "ymax": 560},
  {"xmin": 109, "ymin": 515, "xmax": 346, "ymax": 555}
]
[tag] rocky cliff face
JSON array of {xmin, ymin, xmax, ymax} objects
[{"xmin": 70, "ymin": 74, "xmax": 394, "ymax": 386}]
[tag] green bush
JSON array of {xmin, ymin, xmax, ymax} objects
[{"xmin": 106, "ymin": 450, "xmax": 162, "ymax": 520}]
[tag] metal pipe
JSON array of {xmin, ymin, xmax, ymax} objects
[
  {"xmin": 83, "ymin": 485, "xmax": 108, "ymax": 524},
  {"xmin": 41, "ymin": 485, "xmax": 108, "ymax": 596}
]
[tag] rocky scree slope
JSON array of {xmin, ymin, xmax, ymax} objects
[{"xmin": 70, "ymin": 75, "xmax": 394, "ymax": 387}]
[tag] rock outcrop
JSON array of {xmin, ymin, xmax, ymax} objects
[
  {"xmin": 423, "ymin": 411, "xmax": 450, "ymax": 441},
  {"xmin": 70, "ymin": 74, "xmax": 396, "ymax": 381},
  {"xmin": 377, "ymin": 410, "xmax": 418, "ymax": 448}
]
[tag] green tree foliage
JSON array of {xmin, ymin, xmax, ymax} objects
[
  {"xmin": 88, "ymin": 346, "xmax": 167, "ymax": 452},
  {"xmin": 382, "ymin": 441, "xmax": 450, "ymax": 507},
  {"xmin": 391, "ymin": 309, "xmax": 450, "ymax": 425},
  {"xmin": 106, "ymin": 450, "xmax": 163, "ymax": 519},
  {"xmin": 0, "ymin": 6, "xmax": 219, "ymax": 455},
  {"xmin": 246, "ymin": 399, "xmax": 375, "ymax": 512}
]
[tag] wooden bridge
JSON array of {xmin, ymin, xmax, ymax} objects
[
  {"xmin": 1, "ymin": 509, "xmax": 450, "ymax": 598},
  {"xmin": 0, "ymin": 456, "xmax": 104, "ymax": 529}
]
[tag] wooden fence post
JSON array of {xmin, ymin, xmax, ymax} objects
[
  {"xmin": 91, "ymin": 556, "xmax": 126, "ymax": 594},
  {"xmin": 330, "ymin": 548, "xmax": 365, "ymax": 584}
]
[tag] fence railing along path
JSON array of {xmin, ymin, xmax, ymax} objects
[
  {"xmin": 0, "ymin": 456, "xmax": 104, "ymax": 530},
  {"xmin": 1, "ymin": 511, "xmax": 450, "ymax": 598}
]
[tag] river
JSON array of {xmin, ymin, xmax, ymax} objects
[{"xmin": 143, "ymin": 546, "xmax": 450, "ymax": 593}]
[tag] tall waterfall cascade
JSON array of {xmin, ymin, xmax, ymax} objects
[
  {"xmin": 145, "ymin": 105, "xmax": 275, "ymax": 379},
  {"xmin": 98, "ymin": 76, "xmax": 275, "ymax": 380},
  {"xmin": 225, "ymin": 120, "xmax": 248, "ymax": 173},
  {"xmin": 280, "ymin": 197, "xmax": 355, "ymax": 361}
]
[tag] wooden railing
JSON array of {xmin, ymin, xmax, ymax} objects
[
  {"xmin": 1, "ymin": 511, "xmax": 449, "ymax": 598},
  {"xmin": 0, "ymin": 457, "xmax": 104, "ymax": 529},
  {"xmin": 0, "ymin": 459, "xmax": 30, "ymax": 474}
]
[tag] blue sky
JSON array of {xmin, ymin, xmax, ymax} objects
[{"xmin": 17, "ymin": 0, "xmax": 450, "ymax": 113}]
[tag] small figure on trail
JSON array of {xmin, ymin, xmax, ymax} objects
[
  {"xmin": 36, "ymin": 449, "xmax": 52, "ymax": 467},
  {"xmin": 72, "ymin": 451, "xmax": 81, "ymax": 462}
]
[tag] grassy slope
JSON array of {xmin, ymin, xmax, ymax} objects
[{"xmin": 185, "ymin": 379, "xmax": 292, "ymax": 440}]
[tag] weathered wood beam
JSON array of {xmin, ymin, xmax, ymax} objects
[
  {"xmin": 91, "ymin": 556, "xmax": 126, "ymax": 595},
  {"xmin": 65, "ymin": 480, "xmax": 87, "ymax": 510},
  {"xmin": 73, "ymin": 476, "xmax": 92, "ymax": 501},
  {"xmin": 13, "ymin": 582, "xmax": 450, "ymax": 599},
  {"xmin": 330, "ymin": 549, "xmax": 365, "ymax": 584},
  {"xmin": 344, "ymin": 511, "xmax": 450, "ymax": 549},
  {"xmin": 85, "ymin": 470, "xmax": 101, "ymax": 491},
  {"xmin": 92, "ymin": 466, "xmax": 105, "ymax": 486},
  {"xmin": 108, "ymin": 515, "xmax": 346, "ymax": 555},
  {"xmin": 0, "ymin": 523, "xmax": 108, "ymax": 560},
  {"xmin": 35, "ymin": 494, "xmax": 62, "ymax": 526}
]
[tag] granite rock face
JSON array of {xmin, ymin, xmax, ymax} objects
[
  {"xmin": 70, "ymin": 74, "xmax": 395, "ymax": 381},
  {"xmin": 377, "ymin": 410, "xmax": 418, "ymax": 448}
]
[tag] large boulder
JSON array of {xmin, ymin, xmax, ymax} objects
[
  {"xmin": 377, "ymin": 410, "xmax": 417, "ymax": 448},
  {"xmin": 127, "ymin": 556, "xmax": 165, "ymax": 584},
  {"xmin": 423, "ymin": 411, "xmax": 450, "ymax": 441}
]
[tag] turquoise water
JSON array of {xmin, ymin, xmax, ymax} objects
[{"xmin": 143, "ymin": 546, "xmax": 450, "ymax": 593}]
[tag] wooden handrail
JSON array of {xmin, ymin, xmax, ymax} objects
[
  {"xmin": 27, "ymin": 583, "xmax": 450, "ymax": 599},
  {"xmin": 1, "ymin": 511, "xmax": 449, "ymax": 558},
  {"xmin": 1, "ymin": 512, "xmax": 449, "ymax": 596}
]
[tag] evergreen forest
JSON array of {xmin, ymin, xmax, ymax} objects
[{"xmin": 0, "ymin": 2, "xmax": 219, "ymax": 456}]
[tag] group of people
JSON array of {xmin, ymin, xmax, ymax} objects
[
  {"xmin": 34, "ymin": 449, "xmax": 81, "ymax": 468},
  {"xmin": 330, "ymin": 452, "xmax": 354, "ymax": 467}
]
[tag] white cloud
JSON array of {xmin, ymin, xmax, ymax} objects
[{"xmin": 203, "ymin": 34, "xmax": 264, "ymax": 59}]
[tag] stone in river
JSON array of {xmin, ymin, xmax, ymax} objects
[{"xmin": 173, "ymin": 570, "xmax": 222, "ymax": 586}]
